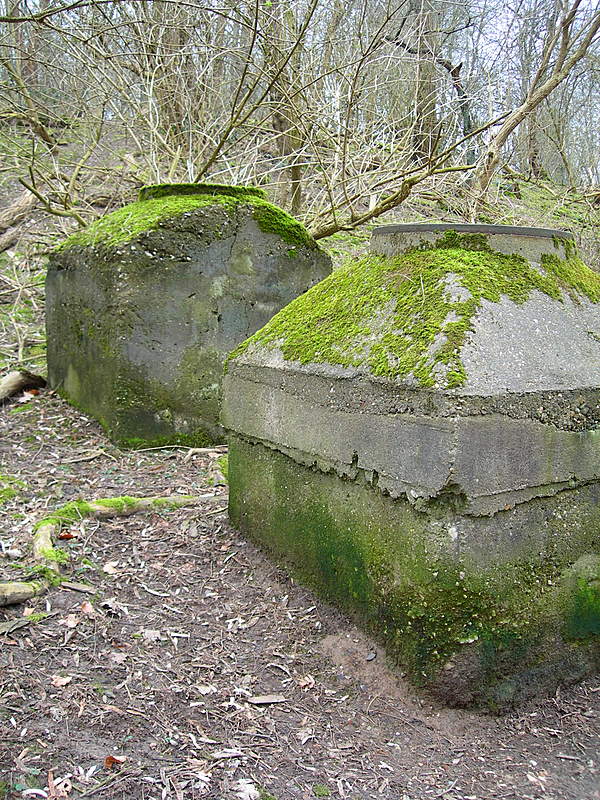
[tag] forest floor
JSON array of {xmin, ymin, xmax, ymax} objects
[
  {"xmin": 1, "ymin": 179, "xmax": 600, "ymax": 799},
  {"xmin": 1, "ymin": 391, "xmax": 599, "ymax": 800}
]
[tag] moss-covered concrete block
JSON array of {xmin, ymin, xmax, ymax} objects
[
  {"xmin": 223, "ymin": 223, "xmax": 600, "ymax": 709},
  {"xmin": 46, "ymin": 183, "xmax": 331, "ymax": 447}
]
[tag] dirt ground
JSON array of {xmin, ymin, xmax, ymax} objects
[{"xmin": 1, "ymin": 391, "xmax": 599, "ymax": 800}]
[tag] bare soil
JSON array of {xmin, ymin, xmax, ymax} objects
[{"xmin": 1, "ymin": 392, "xmax": 599, "ymax": 800}]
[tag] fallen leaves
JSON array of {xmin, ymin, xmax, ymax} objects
[
  {"xmin": 47, "ymin": 770, "xmax": 71, "ymax": 798},
  {"xmin": 142, "ymin": 628, "xmax": 162, "ymax": 642},
  {"xmin": 50, "ymin": 675, "xmax": 72, "ymax": 688},
  {"xmin": 234, "ymin": 778, "xmax": 260, "ymax": 800},
  {"xmin": 210, "ymin": 748, "xmax": 244, "ymax": 760}
]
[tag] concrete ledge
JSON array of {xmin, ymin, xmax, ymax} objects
[{"xmin": 222, "ymin": 368, "xmax": 600, "ymax": 515}]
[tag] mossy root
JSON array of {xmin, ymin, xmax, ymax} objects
[{"xmin": 0, "ymin": 493, "xmax": 217, "ymax": 607}]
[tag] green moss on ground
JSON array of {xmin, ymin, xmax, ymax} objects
[
  {"xmin": 228, "ymin": 232, "xmax": 600, "ymax": 388},
  {"xmin": 59, "ymin": 183, "xmax": 315, "ymax": 251},
  {"xmin": 23, "ymin": 612, "xmax": 48, "ymax": 623},
  {"xmin": 217, "ymin": 455, "xmax": 229, "ymax": 482},
  {"xmin": 0, "ymin": 474, "xmax": 26, "ymax": 505},
  {"xmin": 26, "ymin": 566, "xmax": 62, "ymax": 586}
]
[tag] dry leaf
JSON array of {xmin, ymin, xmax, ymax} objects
[
  {"xmin": 298, "ymin": 674, "xmax": 316, "ymax": 690},
  {"xmin": 142, "ymin": 629, "xmax": 161, "ymax": 642},
  {"xmin": 247, "ymin": 694, "xmax": 286, "ymax": 705},
  {"xmin": 211, "ymin": 748, "xmax": 244, "ymax": 759},
  {"xmin": 58, "ymin": 531, "xmax": 76, "ymax": 540},
  {"xmin": 61, "ymin": 614, "xmax": 80, "ymax": 629},
  {"xmin": 234, "ymin": 779, "xmax": 260, "ymax": 800},
  {"xmin": 80, "ymin": 601, "xmax": 95, "ymax": 616},
  {"xmin": 51, "ymin": 675, "xmax": 72, "ymax": 687},
  {"xmin": 104, "ymin": 755, "xmax": 126, "ymax": 770},
  {"xmin": 47, "ymin": 770, "xmax": 70, "ymax": 798},
  {"xmin": 102, "ymin": 561, "xmax": 120, "ymax": 575}
]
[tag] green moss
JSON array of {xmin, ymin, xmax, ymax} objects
[
  {"xmin": 217, "ymin": 455, "xmax": 229, "ymax": 482},
  {"xmin": 258, "ymin": 790, "xmax": 278, "ymax": 800},
  {"xmin": 26, "ymin": 566, "xmax": 62, "ymax": 586},
  {"xmin": 39, "ymin": 547, "xmax": 69, "ymax": 565},
  {"xmin": 25, "ymin": 611, "xmax": 49, "ymax": 623},
  {"xmin": 151, "ymin": 495, "xmax": 196, "ymax": 509},
  {"xmin": 138, "ymin": 182, "xmax": 267, "ymax": 202},
  {"xmin": 561, "ymin": 557, "xmax": 600, "ymax": 641},
  {"xmin": 115, "ymin": 431, "xmax": 214, "ymax": 450},
  {"xmin": 0, "ymin": 486, "xmax": 18, "ymax": 504},
  {"xmin": 0, "ymin": 474, "xmax": 26, "ymax": 505},
  {"xmin": 93, "ymin": 496, "xmax": 138, "ymax": 512},
  {"xmin": 313, "ymin": 785, "xmax": 331, "ymax": 797},
  {"xmin": 228, "ymin": 234, "xmax": 599, "ymax": 388},
  {"xmin": 426, "ymin": 230, "xmax": 492, "ymax": 251},
  {"xmin": 251, "ymin": 202, "xmax": 315, "ymax": 249},
  {"xmin": 541, "ymin": 250, "xmax": 600, "ymax": 302},
  {"xmin": 59, "ymin": 184, "xmax": 314, "ymax": 251},
  {"xmin": 565, "ymin": 579, "xmax": 600, "ymax": 639},
  {"xmin": 34, "ymin": 500, "xmax": 93, "ymax": 530}
]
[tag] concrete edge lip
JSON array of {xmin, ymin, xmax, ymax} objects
[{"xmin": 372, "ymin": 223, "xmax": 574, "ymax": 239}]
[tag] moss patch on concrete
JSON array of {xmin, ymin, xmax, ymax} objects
[
  {"xmin": 229, "ymin": 435, "xmax": 600, "ymax": 708},
  {"xmin": 59, "ymin": 183, "xmax": 315, "ymax": 251},
  {"xmin": 228, "ymin": 232, "xmax": 600, "ymax": 388},
  {"xmin": 138, "ymin": 183, "xmax": 267, "ymax": 202}
]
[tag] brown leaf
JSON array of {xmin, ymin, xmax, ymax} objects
[{"xmin": 104, "ymin": 755, "xmax": 127, "ymax": 770}]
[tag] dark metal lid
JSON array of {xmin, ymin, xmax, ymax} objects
[{"xmin": 372, "ymin": 223, "xmax": 574, "ymax": 239}]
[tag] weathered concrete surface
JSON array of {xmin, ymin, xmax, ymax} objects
[
  {"xmin": 223, "ymin": 223, "xmax": 600, "ymax": 708},
  {"xmin": 223, "ymin": 366, "xmax": 600, "ymax": 515},
  {"xmin": 46, "ymin": 184, "xmax": 331, "ymax": 447},
  {"xmin": 229, "ymin": 434, "xmax": 600, "ymax": 709}
]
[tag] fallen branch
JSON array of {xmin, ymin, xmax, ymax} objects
[
  {"xmin": 0, "ymin": 369, "xmax": 46, "ymax": 402},
  {"xmin": 0, "ymin": 493, "xmax": 218, "ymax": 607},
  {"xmin": 0, "ymin": 189, "xmax": 38, "ymax": 234}
]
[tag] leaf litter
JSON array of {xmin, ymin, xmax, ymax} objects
[{"xmin": 0, "ymin": 392, "xmax": 599, "ymax": 799}]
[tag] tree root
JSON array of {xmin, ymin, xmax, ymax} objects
[{"xmin": 0, "ymin": 494, "xmax": 217, "ymax": 607}]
